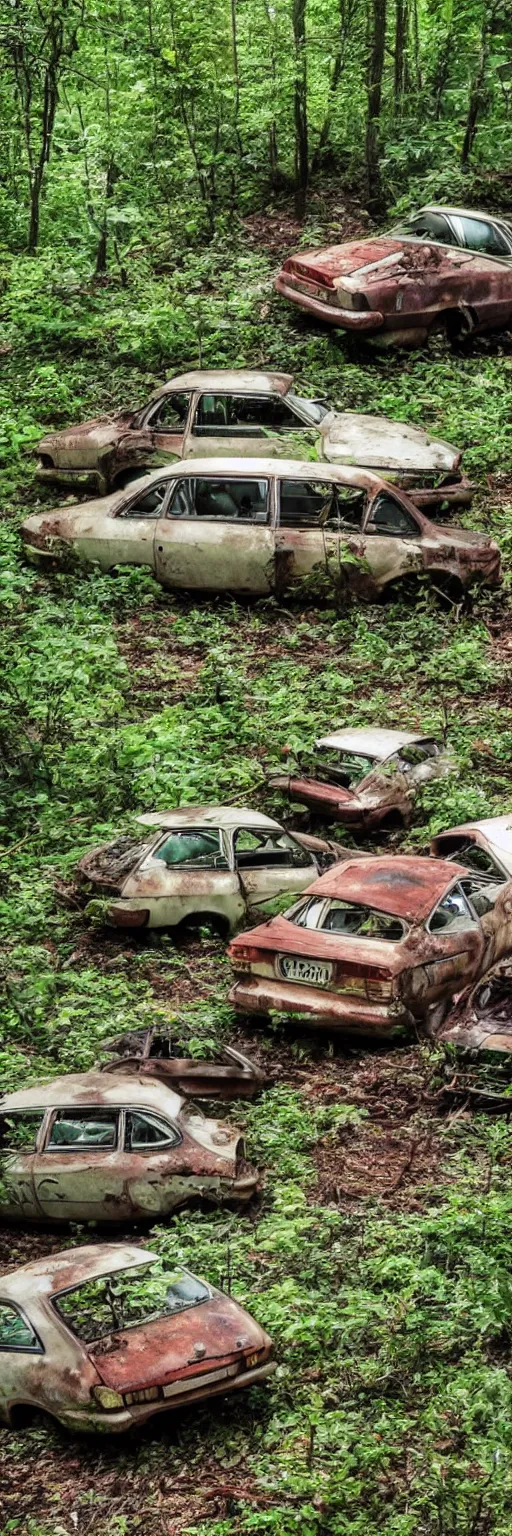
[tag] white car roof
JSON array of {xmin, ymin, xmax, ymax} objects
[
  {"xmin": 158, "ymin": 370, "xmax": 293, "ymax": 398},
  {"xmin": 438, "ymin": 815, "xmax": 512, "ymax": 864},
  {"xmin": 0, "ymin": 1244, "xmax": 153, "ymax": 1299},
  {"xmin": 315, "ymin": 728, "xmax": 433, "ymax": 758},
  {"xmin": 136, "ymin": 806, "xmax": 283, "ymax": 832},
  {"xmin": 0, "ymin": 1070, "xmax": 184, "ymax": 1118}
]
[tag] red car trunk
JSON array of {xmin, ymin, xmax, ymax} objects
[
  {"xmin": 90, "ymin": 1296, "xmax": 263, "ymax": 1394},
  {"xmin": 284, "ymin": 238, "xmax": 404, "ymax": 286}
]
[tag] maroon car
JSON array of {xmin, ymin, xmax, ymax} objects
[
  {"xmin": 275, "ymin": 205, "xmax": 512, "ymax": 347},
  {"xmin": 228, "ymin": 855, "xmax": 512, "ymax": 1038}
]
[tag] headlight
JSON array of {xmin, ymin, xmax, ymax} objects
[{"xmin": 92, "ymin": 1386, "xmax": 124, "ymax": 1411}]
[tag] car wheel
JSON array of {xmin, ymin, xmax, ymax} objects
[
  {"xmin": 9, "ymin": 1404, "xmax": 60, "ymax": 1434},
  {"xmin": 429, "ymin": 572, "xmax": 466, "ymax": 610},
  {"xmin": 443, "ymin": 306, "xmax": 477, "ymax": 344},
  {"xmin": 177, "ymin": 912, "xmax": 230, "ymax": 940}
]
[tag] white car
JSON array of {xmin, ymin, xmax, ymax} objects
[{"xmin": 76, "ymin": 805, "xmax": 345, "ymax": 933}]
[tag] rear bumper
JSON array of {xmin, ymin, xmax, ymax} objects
[
  {"xmin": 58, "ymin": 1361, "xmax": 276, "ymax": 1434},
  {"xmin": 275, "ymin": 274, "xmax": 383, "ymax": 332},
  {"xmin": 229, "ymin": 976, "xmax": 412, "ymax": 1037}
]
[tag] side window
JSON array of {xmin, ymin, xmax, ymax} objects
[
  {"xmin": 125, "ymin": 1111, "xmax": 181, "ymax": 1151},
  {"xmin": 279, "ymin": 480, "xmax": 364, "ymax": 529},
  {"xmin": 117, "ymin": 483, "xmax": 169, "ymax": 520},
  {"xmin": 428, "ymin": 884, "xmax": 477, "ymax": 934},
  {"xmin": 459, "ymin": 877, "xmax": 503, "ymax": 917},
  {"xmin": 150, "ymin": 392, "xmax": 191, "ymax": 431},
  {"xmin": 193, "ymin": 394, "xmax": 300, "ymax": 436},
  {"xmin": 0, "ymin": 1112, "xmax": 45, "ymax": 1153},
  {"xmin": 47, "ymin": 1110, "xmax": 119, "ymax": 1150},
  {"xmin": 408, "ymin": 213, "xmax": 458, "ymax": 245},
  {"xmin": 233, "ymin": 828, "xmax": 312, "ymax": 870},
  {"xmin": 150, "ymin": 829, "xmax": 228, "ymax": 868},
  {"xmin": 166, "ymin": 477, "xmax": 269, "ymax": 524},
  {"xmin": 0, "ymin": 1303, "xmax": 42, "ymax": 1353},
  {"xmin": 458, "ymin": 217, "xmax": 510, "ymax": 257},
  {"xmin": 366, "ymin": 494, "xmax": 419, "ymax": 538},
  {"xmin": 392, "ymin": 741, "xmax": 442, "ymax": 771},
  {"xmin": 451, "ymin": 842, "xmax": 503, "ymax": 878}
]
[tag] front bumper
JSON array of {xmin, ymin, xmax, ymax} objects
[
  {"xmin": 229, "ymin": 976, "xmax": 412, "ymax": 1037},
  {"xmin": 58, "ymin": 1361, "xmax": 276, "ymax": 1435},
  {"xmin": 275, "ymin": 274, "xmax": 383, "ymax": 332},
  {"xmin": 35, "ymin": 465, "xmax": 107, "ymax": 494}
]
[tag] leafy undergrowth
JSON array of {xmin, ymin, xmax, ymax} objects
[{"xmin": 3, "ymin": 223, "xmax": 512, "ymax": 1536}]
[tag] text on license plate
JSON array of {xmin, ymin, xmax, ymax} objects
[{"xmin": 278, "ymin": 955, "xmax": 333, "ymax": 986}]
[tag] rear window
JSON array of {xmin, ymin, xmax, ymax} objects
[
  {"xmin": 285, "ymin": 896, "xmax": 406, "ymax": 940},
  {"xmin": 53, "ymin": 1262, "xmax": 211, "ymax": 1343},
  {"xmin": 308, "ymin": 748, "xmax": 376, "ymax": 787}
]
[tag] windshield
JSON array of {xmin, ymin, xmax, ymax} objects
[
  {"xmin": 287, "ymin": 391, "xmax": 329, "ymax": 426},
  {"xmin": 306, "ymin": 747, "xmax": 376, "ymax": 787},
  {"xmin": 53, "ymin": 1262, "xmax": 211, "ymax": 1343}
]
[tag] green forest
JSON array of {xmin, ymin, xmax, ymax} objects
[{"xmin": 3, "ymin": 0, "xmax": 512, "ymax": 1532}]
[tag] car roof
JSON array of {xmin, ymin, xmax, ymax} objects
[
  {"xmin": 169, "ymin": 457, "xmax": 379, "ymax": 488},
  {"xmin": 0, "ymin": 1244, "xmax": 153, "ymax": 1300},
  {"xmin": 157, "ymin": 370, "xmax": 293, "ymax": 398},
  {"xmin": 0, "ymin": 1070, "xmax": 184, "ymax": 1117},
  {"xmin": 419, "ymin": 205, "xmax": 510, "ymax": 225},
  {"xmin": 315, "ymin": 728, "xmax": 434, "ymax": 758},
  {"xmin": 306, "ymin": 855, "xmax": 467, "ymax": 921},
  {"xmin": 136, "ymin": 806, "xmax": 283, "ymax": 832},
  {"xmin": 434, "ymin": 815, "xmax": 512, "ymax": 857}
]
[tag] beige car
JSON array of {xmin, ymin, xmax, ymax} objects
[
  {"xmin": 75, "ymin": 806, "xmax": 344, "ymax": 934},
  {"xmin": 35, "ymin": 367, "xmax": 471, "ymax": 508},
  {"xmin": 22, "ymin": 457, "xmax": 501, "ymax": 599},
  {"xmin": 0, "ymin": 1071, "xmax": 258, "ymax": 1223},
  {"xmin": 0, "ymin": 1244, "xmax": 274, "ymax": 1433}
]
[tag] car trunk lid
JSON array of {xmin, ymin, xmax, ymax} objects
[
  {"xmin": 76, "ymin": 836, "xmax": 151, "ymax": 896},
  {"xmin": 90, "ymin": 1297, "xmax": 261, "ymax": 1393}
]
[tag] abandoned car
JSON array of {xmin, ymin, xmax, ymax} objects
[
  {"xmin": 431, "ymin": 815, "xmax": 512, "ymax": 882},
  {"xmin": 21, "ymin": 458, "xmax": 501, "ymax": 599},
  {"xmin": 34, "ymin": 367, "xmax": 471, "ymax": 511},
  {"xmin": 75, "ymin": 806, "xmax": 346, "ymax": 933},
  {"xmin": 0, "ymin": 1244, "xmax": 274, "ymax": 1433},
  {"xmin": 0, "ymin": 1071, "xmax": 259, "ymax": 1222},
  {"xmin": 102, "ymin": 1032, "xmax": 267, "ymax": 1098},
  {"xmin": 275, "ymin": 205, "xmax": 512, "ymax": 347},
  {"xmin": 227, "ymin": 854, "xmax": 512, "ymax": 1037},
  {"xmin": 436, "ymin": 957, "xmax": 512, "ymax": 1058},
  {"xmin": 269, "ymin": 727, "xmax": 453, "ymax": 829}
]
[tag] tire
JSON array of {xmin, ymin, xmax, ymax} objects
[
  {"xmin": 428, "ymin": 572, "xmax": 466, "ymax": 609},
  {"xmin": 443, "ymin": 306, "xmax": 477, "ymax": 344}
]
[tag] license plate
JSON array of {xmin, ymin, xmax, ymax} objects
[
  {"xmin": 278, "ymin": 955, "xmax": 333, "ymax": 987},
  {"xmin": 163, "ymin": 1363, "xmax": 237, "ymax": 1398}
]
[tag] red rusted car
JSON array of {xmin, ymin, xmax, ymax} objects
[
  {"xmin": 228, "ymin": 855, "xmax": 512, "ymax": 1038},
  {"xmin": 269, "ymin": 727, "xmax": 454, "ymax": 829},
  {"xmin": 275, "ymin": 205, "xmax": 512, "ymax": 346},
  {"xmin": 0, "ymin": 1244, "xmax": 274, "ymax": 1433}
]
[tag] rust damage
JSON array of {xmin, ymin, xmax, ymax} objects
[
  {"xmin": 269, "ymin": 727, "xmax": 455, "ymax": 829},
  {"xmin": 0, "ymin": 1244, "xmax": 274, "ymax": 1433},
  {"xmin": 0, "ymin": 1069, "xmax": 261, "ymax": 1223},
  {"xmin": 228, "ymin": 854, "xmax": 512, "ymax": 1039},
  {"xmin": 101, "ymin": 1031, "xmax": 267, "ymax": 1098}
]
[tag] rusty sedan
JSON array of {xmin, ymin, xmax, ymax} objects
[
  {"xmin": 21, "ymin": 458, "xmax": 501, "ymax": 599},
  {"xmin": 0, "ymin": 1071, "xmax": 259, "ymax": 1223},
  {"xmin": 228, "ymin": 855, "xmax": 512, "ymax": 1038},
  {"xmin": 34, "ymin": 367, "xmax": 471, "ymax": 511},
  {"xmin": 269, "ymin": 727, "xmax": 454, "ymax": 829},
  {"xmin": 0, "ymin": 1244, "xmax": 274, "ymax": 1433},
  {"xmin": 276, "ymin": 205, "xmax": 512, "ymax": 347},
  {"xmin": 75, "ymin": 806, "xmax": 345, "ymax": 934},
  {"xmin": 437, "ymin": 957, "xmax": 512, "ymax": 1058}
]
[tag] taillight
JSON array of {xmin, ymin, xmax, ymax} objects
[
  {"xmin": 229, "ymin": 944, "xmax": 263, "ymax": 970},
  {"xmin": 124, "ymin": 1385, "xmax": 161, "ymax": 1406},
  {"xmin": 366, "ymin": 977, "xmax": 394, "ymax": 1001}
]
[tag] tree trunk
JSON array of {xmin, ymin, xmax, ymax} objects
[
  {"xmin": 461, "ymin": 9, "xmax": 491, "ymax": 165},
  {"xmin": 365, "ymin": 0, "xmax": 386, "ymax": 215},
  {"xmin": 292, "ymin": 0, "xmax": 308, "ymax": 219},
  {"xmin": 393, "ymin": 0, "xmax": 407, "ymax": 112}
]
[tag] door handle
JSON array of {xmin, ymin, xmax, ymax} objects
[{"xmin": 158, "ymin": 545, "xmax": 163, "ymax": 552}]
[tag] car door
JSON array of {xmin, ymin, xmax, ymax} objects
[
  {"xmin": 122, "ymin": 1108, "xmax": 191, "ymax": 1215},
  {"xmin": 420, "ymin": 883, "xmax": 486, "ymax": 1005},
  {"xmin": 154, "ymin": 473, "xmax": 275, "ymax": 593},
  {"xmin": 360, "ymin": 491, "xmax": 424, "ymax": 590},
  {"xmin": 0, "ymin": 1301, "xmax": 45, "ymax": 1416},
  {"xmin": 71, "ymin": 480, "xmax": 168, "ymax": 571},
  {"xmin": 231, "ymin": 825, "xmax": 317, "ymax": 908},
  {"xmin": 185, "ymin": 392, "xmax": 315, "ymax": 460},
  {"xmin": 0, "ymin": 1110, "xmax": 45, "ymax": 1219},
  {"xmin": 123, "ymin": 826, "xmax": 245, "ymax": 929},
  {"xmin": 33, "ymin": 1107, "xmax": 129, "ymax": 1221},
  {"xmin": 141, "ymin": 390, "xmax": 193, "ymax": 462},
  {"xmin": 275, "ymin": 475, "xmax": 368, "ymax": 591}
]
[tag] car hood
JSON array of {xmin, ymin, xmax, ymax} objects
[
  {"xmin": 90, "ymin": 1295, "xmax": 267, "ymax": 1392},
  {"xmin": 285, "ymin": 237, "xmax": 475, "ymax": 287},
  {"xmin": 321, "ymin": 411, "xmax": 459, "ymax": 473},
  {"xmin": 38, "ymin": 412, "xmax": 135, "ymax": 455}
]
